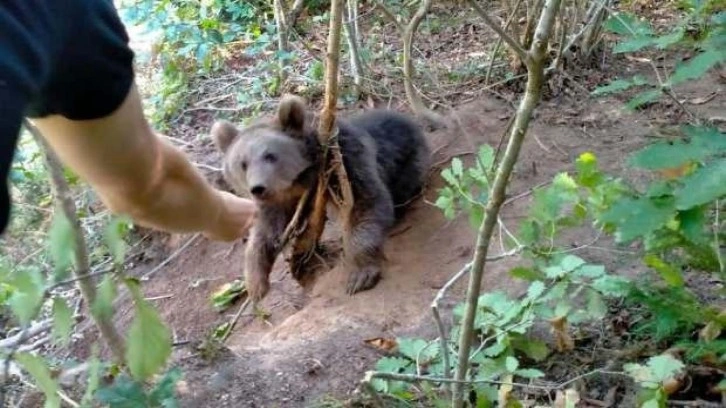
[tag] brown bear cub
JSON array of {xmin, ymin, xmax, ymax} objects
[{"xmin": 211, "ymin": 95, "xmax": 430, "ymax": 302}]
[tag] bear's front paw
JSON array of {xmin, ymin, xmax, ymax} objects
[
  {"xmin": 245, "ymin": 271, "xmax": 270, "ymax": 302},
  {"xmin": 346, "ymin": 265, "xmax": 382, "ymax": 295}
]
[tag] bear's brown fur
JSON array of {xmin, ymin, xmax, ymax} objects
[{"xmin": 211, "ymin": 95, "xmax": 430, "ymax": 301}]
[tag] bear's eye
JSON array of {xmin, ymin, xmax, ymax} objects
[
  {"xmin": 241, "ymin": 161, "xmax": 248, "ymax": 171},
  {"xmin": 263, "ymin": 153, "xmax": 277, "ymax": 163}
]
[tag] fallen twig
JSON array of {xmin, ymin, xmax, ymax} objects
[{"xmin": 220, "ymin": 298, "xmax": 252, "ymax": 343}]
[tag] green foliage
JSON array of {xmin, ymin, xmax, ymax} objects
[
  {"xmin": 435, "ymin": 145, "xmax": 495, "ymax": 230},
  {"xmin": 48, "ymin": 210, "xmax": 75, "ymax": 282},
  {"xmin": 596, "ymin": 125, "xmax": 725, "ymax": 278},
  {"xmin": 95, "ymin": 367, "xmax": 183, "ymax": 408},
  {"xmin": 14, "ymin": 352, "xmax": 61, "ymax": 408},
  {"xmin": 596, "ymin": 2, "xmax": 726, "ymax": 109},
  {"xmin": 118, "ymin": 0, "xmax": 275, "ymax": 124},
  {"xmin": 8, "ymin": 266, "xmax": 45, "ymax": 326},
  {"xmin": 624, "ymin": 354, "xmax": 685, "ymax": 407},
  {"xmin": 124, "ymin": 278, "xmax": 173, "ymax": 382},
  {"xmin": 51, "ymin": 297, "xmax": 74, "ymax": 346},
  {"xmin": 623, "ymin": 283, "xmax": 725, "ymax": 342}
]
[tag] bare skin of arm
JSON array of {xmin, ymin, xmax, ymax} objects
[{"xmin": 30, "ymin": 84, "xmax": 256, "ymax": 241}]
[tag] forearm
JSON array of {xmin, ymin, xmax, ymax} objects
[
  {"xmin": 116, "ymin": 138, "xmax": 238, "ymax": 237},
  {"xmin": 31, "ymin": 84, "xmax": 255, "ymax": 241}
]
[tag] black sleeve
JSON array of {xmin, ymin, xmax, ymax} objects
[
  {"xmin": 0, "ymin": 87, "xmax": 27, "ymax": 235},
  {"xmin": 0, "ymin": 1, "xmax": 56, "ymax": 235}
]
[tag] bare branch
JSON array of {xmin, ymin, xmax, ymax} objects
[
  {"xmin": 467, "ymin": 0, "xmax": 529, "ymax": 66},
  {"xmin": 402, "ymin": 0, "xmax": 447, "ymax": 127},
  {"xmin": 371, "ymin": 0, "xmax": 404, "ymax": 32}
]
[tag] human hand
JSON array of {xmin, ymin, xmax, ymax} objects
[{"xmin": 205, "ymin": 190, "xmax": 257, "ymax": 242}]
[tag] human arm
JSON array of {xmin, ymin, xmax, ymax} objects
[{"xmin": 30, "ymin": 84, "xmax": 256, "ymax": 242}]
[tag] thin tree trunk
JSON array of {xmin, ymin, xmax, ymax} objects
[
  {"xmin": 25, "ymin": 120, "xmax": 127, "ymax": 365},
  {"xmin": 344, "ymin": 0, "xmax": 364, "ymax": 99},
  {"xmin": 450, "ymin": 0, "xmax": 562, "ymax": 405}
]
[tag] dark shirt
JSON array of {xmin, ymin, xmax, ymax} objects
[{"xmin": 0, "ymin": 0, "xmax": 135, "ymax": 235}]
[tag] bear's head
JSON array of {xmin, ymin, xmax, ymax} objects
[{"xmin": 211, "ymin": 95, "xmax": 317, "ymax": 205}]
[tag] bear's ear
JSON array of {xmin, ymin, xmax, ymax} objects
[
  {"xmin": 277, "ymin": 94, "xmax": 307, "ymax": 133},
  {"xmin": 211, "ymin": 120, "xmax": 239, "ymax": 153}
]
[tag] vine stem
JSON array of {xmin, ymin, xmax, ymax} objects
[
  {"xmin": 24, "ymin": 120, "xmax": 127, "ymax": 364},
  {"xmin": 450, "ymin": 0, "xmax": 562, "ymax": 405}
]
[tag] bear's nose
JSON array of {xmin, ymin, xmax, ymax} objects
[{"xmin": 250, "ymin": 185, "xmax": 266, "ymax": 197}]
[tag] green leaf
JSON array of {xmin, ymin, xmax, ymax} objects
[
  {"xmin": 105, "ymin": 216, "xmax": 131, "ymax": 265},
  {"xmin": 468, "ymin": 205, "xmax": 484, "ymax": 230},
  {"xmin": 397, "ymin": 338, "xmax": 439, "ymax": 363},
  {"xmin": 80, "ymin": 348, "xmax": 101, "ymax": 408},
  {"xmin": 505, "ymin": 356, "xmax": 519, "ymax": 372},
  {"xmin": 575, "ymin": 264, "xmax": 606, "ymax": 279},
  {"xmin": 599, "ymin": 196, "xmax": 676, "ymax": 242},
  {"xmin": 148, "ymin": 367, "xmax": 183, "ymax": 407},
  {"xmin": 678, "ymin": 207, "xmax": 707, "ymax": 244},
  {"xmin": 51, "ymin": 297, "xmax": 74, "ymax": 346},
  {"xmin": 674, "ymin": 159, "xmax": 726, "ymax": 209},
  {"xmin": 544, "ymin": 264, "xmax": 566, "ymax": 279},
  {"xmin": 561, "ymin": 255, "xmax": 586, "ymax": 273},
  {"xmin": 630, "ymin": 141, "xmax": 706, "ymax": 170},
  {"xmin": 92, "ymin": 275, "xmax": 117, "ymax": 320},
  {"xmin": 372, "ymin": 357, "xmax": 413, "ymax": 393},
  {"xmin": 511, "ymin": 337, "xmax": 549, "ymax": 361},
  {"xmin": 514, "ymin": 368, "xmax": 545, "ymax": 379},
  {"xmin": 644, "ymin": 254, "xmax": 684, "ymax": 287},
  {"xmin": 648, "ymin": 354, "xmax": 685, "ymax": 382},
  {"xmin": 48, "ymin": 210, "xmax": 75, "ymax": 282},
  {"xmin": 642, "ymin": 399, "xmax": 660, "ymax": 408},
  {"xmin": 591, "ymin": 76, "xmax": 649, "ymax": 96},
  {"xmin": 655, "ymin": 27, "xmax": 685, "ymax": 48},
  {"xmin": 592, "ymin": 275, "xmax": 631, "ymax": 297},
  {"xmin": 477, "ymin": 144, "xmax": 495, "ymax": 171},
  {"xmin": 483, "ymin": 341, "xmax": 508, "ymax": 358},
  {"xmin": 669, "ymin": 49, "xmax": 725, "ymax": 86},
  {"xmin": 441, "ymin": 168, "xmax": 456, "ymax": 186},
  {"xmin": 614, "ymin": 36, "xmax": 659, "ymax": 53},
  {"xmin": 554, "ymin": 301, "xmax": 572, "ymax": 318},
  {"xmin": 586, "ymin": 289, "xmax": 608, "ymax": 319},
  {"xmin": 451, "ymin": 157, "xmax": 463, "ymax": 178},
  {"xmin": 124, "ymin": 279, "xmax": 172, "ymax": 382},
  {"xmin": 210, "ymin": 280, "xmax": 246, "ymax": 311},
  {"xmin": 509, "ymin": 267, "xmax": 545, "ymax": 282},
  {"xmin": 604, "ymin": 12, "xmax": 653, "ymax": 36},
  {"xmin": 95, "ymin": 375, "xmax": 147, "ymax": 408},
  {"xmin": 15, "ymin": 352, "xmax": 61, "ymax": 408},
  {"xmin": 626, "ymin": 89, "xmax": 662, "ymax": 110},
  {"xmin": 8, "ymin": 268, "xmax": 46, "ymax": 325},
  {"xmin": 526, "ymin": 281, "xmax": 546, "ymax": 301}
]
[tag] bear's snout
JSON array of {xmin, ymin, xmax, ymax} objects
[{"xmin": 250, "ymin": 185, "xmax": 267, "ymax": 198}]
